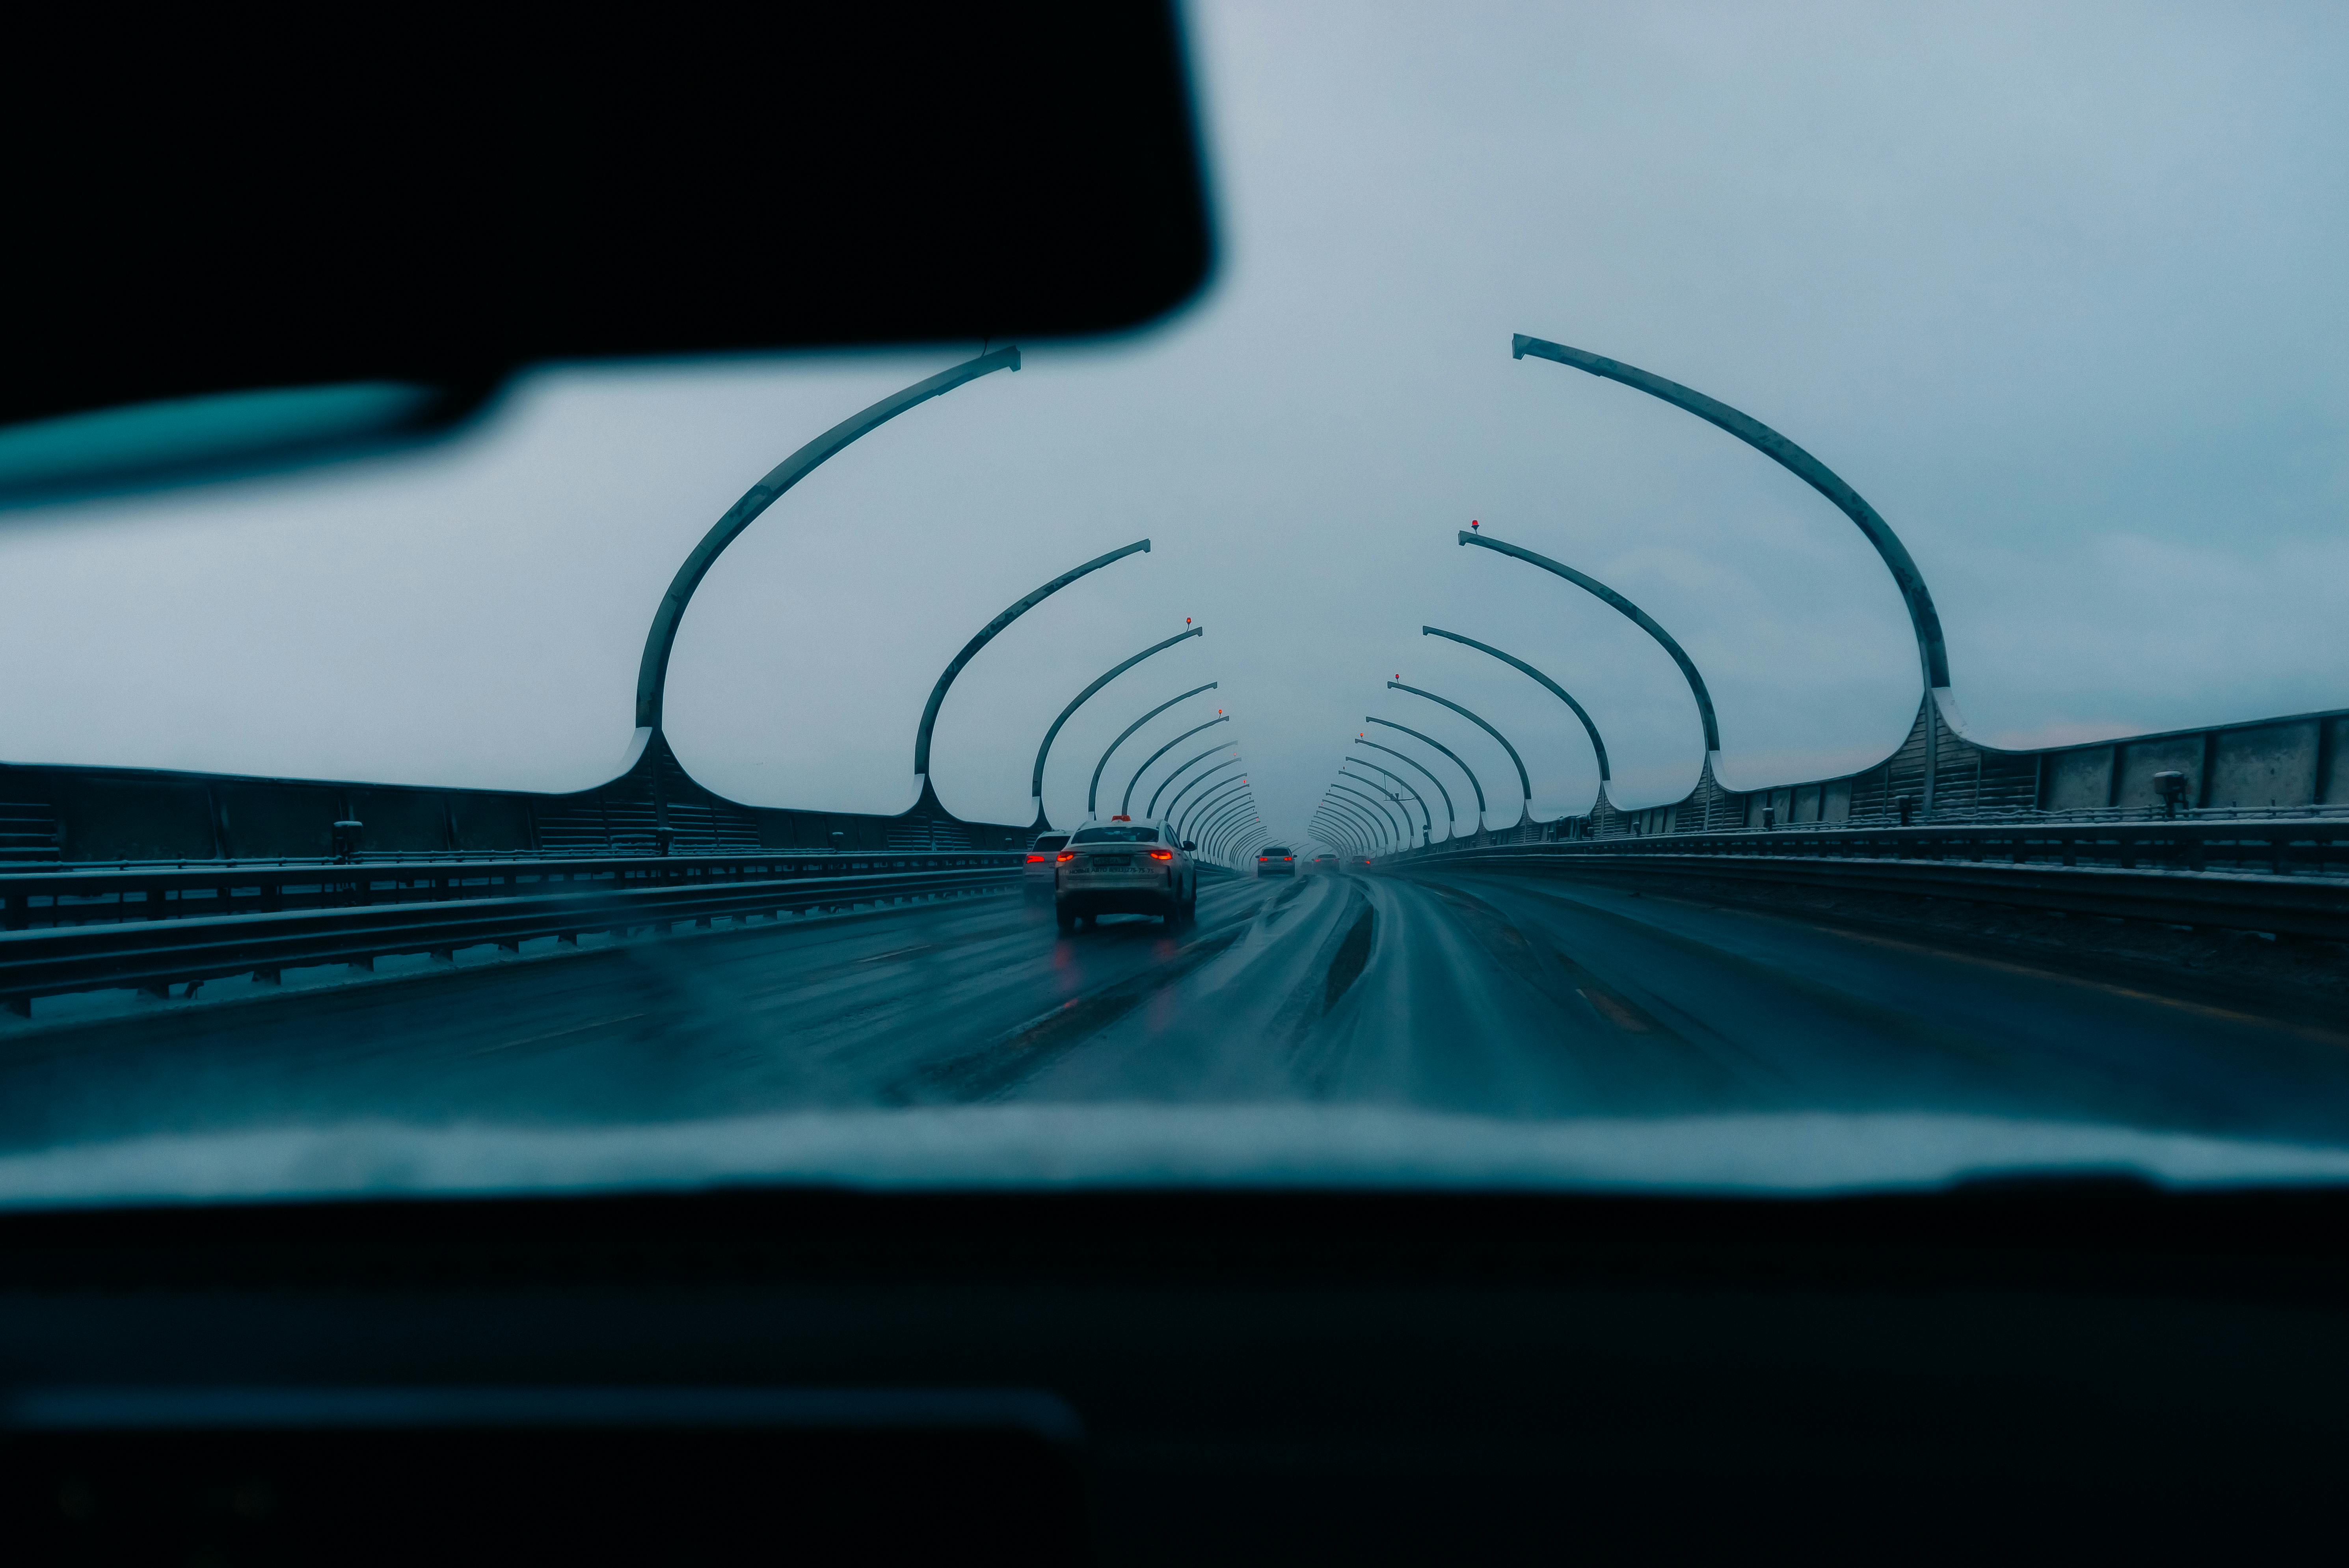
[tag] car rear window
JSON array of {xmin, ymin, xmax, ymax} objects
[
  {"xmin": 1260, "ymin": 846, "xmax": 1293, "ymax": 857},
  {"xmin": 1071, "ymin": 826, "xmax": 1160, "ymax": 844},
  {"xmin": 1033, "ymin": 835, "xmax": 1069, "ymax": 850}
]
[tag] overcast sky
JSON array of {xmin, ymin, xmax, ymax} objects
[{"xmin": 4, "ymin": 2, "xmax": 2344, "ymax": 851}]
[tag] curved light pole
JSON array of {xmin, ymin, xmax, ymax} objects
[
  {"xmin": 1511, "ymin": 333, "xmax": 1950, "ymax": 699},
  {"xmin": 1386, "ymin": 682, "xmax": 1532, "ymax": 826},
  {"xmin": 1422, "ymin": 626, "xmax": 1610, "ymax": 808},
  {"xmin": 1316, "ymin": 796, "xmax": 1376, "ymax": 846},
  {"xmin": 1320, "ymin": 792, "xmax": 1389, "ymax": 850},
  {"xmin": 916, "ymin": 539, "xmax": 1152, "ymax": 795},
  {"xmin": 1029, "ymin": 624, "xmax": 1203, "ymax": 830},
  {"xmin": 1178, "ymin": 773, "xmax": 1248, "ymax": 835},
  {"xmin": 1457, "ymin": 533, "xmax": 1716, "ymax": 755},
  {"xmin": 1148, "ymin": 742, "xmax": 1237, "ymax": 819},
  {"xmin": 1089, "ymin": 685, "xmax": 1218, "ymax": 818},
  {"xmin": 1312, "ymin": 810, "xmax": 1367, "ymax": 856},
  {"xmin": 638, "ymin": 346, "xmax": 1019, "ymax": 739},
  {"xmin": 1355, "ymin": 739, "xmax": 1454, "ymax": 839},
  {"xmin": 1366, "ymin": 717, "xmax": 1486, "ymax": 826},
  {"xmin": 1199, "ymin": 798, "xmax": 1254, "ymax": 854},
  {"xmin": 1165, "ymin": 758, "xmax": 1243, "ymax": 828},
  {"xmin": 1316, "ymin": 817, "xmax": 1367, "ymax": 858},
  {"xmin": 1124, "ymin": 716, "xmax": 1230, "ymax": 817},
  {"xmin": 1330, "ymin": 780, "xmax": 1408, "ymax": 845},
  {"xmin": 1344, "ymin": 761, "xmax": 1429, "ymax": 844},
  {"xmin": 1207, "ymin": 810, "xmax": 1257, "ymax": 859},
  {"xmin": 1179, "ymin": 776, "xmax": 1250, "ymax": 840}
]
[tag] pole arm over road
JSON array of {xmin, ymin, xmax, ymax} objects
[
  {"xmin": 1511, "ymin": 331, "xmax": 1950, "ymax": 695},
  {"xmin": 1320, "ymin": 791, "xmax": 1388, "ymax": 849},
  {"xmin": 1312, "ymin": 809, "xmax": 1366, "ymax": 854},
  {"xmin": 1179, "ymin": 776, "xmax": 1249, "ymax": 839},
  {"xmin": 1148, "ymin": 742, "xmax": 1237, "ymax": 819},
  {"xmin": 1387, "ymin": 682, "xmax": 1531, "ymax": 820},
  {"xmin": 1165, "ymin": 759, "xmax": 1242, "ymax": 828},
  {"xmin": 637, "ymin": 345, "xmax": 1019, "ymax": 733},
  {"xmin": 1344, "ymin": 761, "xmax": 1429, "ymax": 840},
  {"xmin": 1366, "ymin": 718, "xmax": 1485, "ymax": 820},
  {"xmin": 1422, "ymin": 625, "xmax": 1610, "ymax": 783},
  {"xmin": 1090, "ymin": 684, "xmax": 1218, "ymax": 817},
  {"xmin": 917, "ymin": 539, "xmax": 1151, "ymax": 779},
  {"xmin": 1030, "ymin": 625, "xmax": 1202, "ymax": 805},
  {"xmin": 1354, "ymin": 739, "xmax": 1453, "ymax": 832},
  {"xmin": 1124, "ymin": 715, "xmax": 1229, "ymax": 816},
  {"xmin": 1330, "ymin": 779, "xmax": 1407, "ymax": 843},
  {"xmin": 1457, "ymin": 532, "xmax": 1718, "ymax": 757}
]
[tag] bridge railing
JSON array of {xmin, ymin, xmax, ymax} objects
[
  {"xmin": 1, "ymin": 850, "xmax": 1024, "ymax": 934},
  {"xmin": 1377, "ymin": 817, "xmax": 2349, "ymax": 944},
  {"xmin": 0, "ymin": 854, "xmax": 1026, "ymax": 1017}
]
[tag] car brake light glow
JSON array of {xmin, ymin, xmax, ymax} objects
[
  {"xmin": 1056, "ymin": 851, "xmax": 1076, "ymax": 862},
  {"xmin": 1148, "ymin": 849, "xmax": 1173, "ymax": 860},
  {"xmin": 1025, "ymin": 854, "xmax": 1047, "ymax": 863}
]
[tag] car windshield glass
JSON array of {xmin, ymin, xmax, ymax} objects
[{"xmin": 0, "ymin": 8, "xmax": 2344, "ymax": 1211}]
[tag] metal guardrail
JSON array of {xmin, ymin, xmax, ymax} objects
[
  {"xmin": 1401, "ymin": 818, "xmax": 2349, "ymax": 876},
  {"xmin": 0, "ymin": 856, "xmax": 1022, "ymax": 1017},
  {"xmin": 1383, "ymin": 822, "xmax": 2349, "ymax": 943},
  {"xmin": 0, "ymin": 850, "xmax": 1022, "ymax": 932}
]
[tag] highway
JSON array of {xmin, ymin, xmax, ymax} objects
[{"xmin": 5, "ymin": 864, "xmax": 2347, "ymax": 1161}]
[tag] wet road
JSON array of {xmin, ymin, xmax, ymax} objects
[{"xmin": 5, "ymin": 865, "xmax": 2348, "ymax": 1157}]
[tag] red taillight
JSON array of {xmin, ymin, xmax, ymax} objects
[
  {"xmin": 1148, "ymin": 848, "xmax": 1173, "ymax": 860},
  {"xmin": 1056, "ymin": 852, "xmax": 1076, "ymax": 862},
  {"xmin": 1282, "ymin": 856, "xmax": 1293, "ymax": 861},
  {"xmin": 1025, "ymin": 854, "xmax": 1047, "ymax": 863}
]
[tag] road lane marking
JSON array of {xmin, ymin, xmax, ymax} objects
[{"xmin": 469, "ymin": 1012, "xmax": 647, "ymax": 1056}]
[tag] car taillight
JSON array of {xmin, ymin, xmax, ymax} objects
[
  {"xmin": 1148, "ymin": 848, "xmax": 1173, "ymax": 860},
  {"xmin": 1025, "ymin": 854, "xmax": 1047, "ymax": 863},
  {"xmin": 1056, "ymin": 852, "xmax": 1076, "ymax": 862}
]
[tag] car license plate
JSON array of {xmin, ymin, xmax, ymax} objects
[{"xmin": 1091, "ymin": 856, "xmax": 1133, "ymax": 870}]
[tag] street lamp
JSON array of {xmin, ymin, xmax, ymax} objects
[
  {"xmin": 1320, "ymin": 793, "xmax": 1387, "ymax": 851},
  {"xmin": 638, "ymin": 345, "xmax": 1019, "ymax": 739},
  {"xmin": 915, "ymin": 539, "xmax": 1152, "ymax": 807},
  {"xmin": 1178, "ymin": 776, "xmax": 1249, "ymax": 839},
  {"xmin": 1164, "ymin": 759, "xmax": 1243, "ymax": 828},
  {"xmin": 1089, "ymin": 684, "xmax": 1218, "ymax": 818},
  {"xmin": 1148, "ymin": 742, "xmax": 1238, "ymax": 819},
  {"xmin": 1342, "ymin": 761, "xmax": 1429, "ymax": 845},
  {"xmin": 1329, "ymin": 779, "xmax": 1408, "ymax": 845},
  {"xmin": 1353, "ymin": 739, "xmax": 1454, "ymax": 840},
  {"xmin": 1028, "ymin": 624, "xmax": 1203, "ymax": 831},
  {"xmin": 1365, "ymin": 718, "xmax": 1484, "ymax": 825},
  {"xmin": 1385, "ymin": 682, "xmax": 1532, "ymax": 829},
  {"xmin": 1124, "ymin": 716, "xmax": 1230, "ymax": 817},
  {"xmin": 1422, "ymin": 625, "xmax": 1610, "ymax": 813}
]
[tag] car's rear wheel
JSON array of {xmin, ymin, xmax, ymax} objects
[{"xmin": 1055, "ymin": 904, "xmax": 1077, "ymax": 932}]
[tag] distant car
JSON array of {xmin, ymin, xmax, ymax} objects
[
  {"xmin": 1256, "ymin": 845, "xmax": 1297, "ymax": 877},
  {"xmin": 1310, "ymin": 853, "xmax": 1338, "ymax": 869},
  {"xmin": 1056, "ymin": 819, "xmax": 1197, "ymax": 930},
  {"xmin": 1023, "ymin": 833, "xmax": 1070, "ymax": 898}
]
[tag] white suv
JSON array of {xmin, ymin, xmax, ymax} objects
[{"xmin": 1055, "ymin": 819, "xmax": 1197, "ymax": 931}]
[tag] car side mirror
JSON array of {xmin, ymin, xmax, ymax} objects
[{"xmin": 1181, "ymin": 841, "xmax": 1195, "ymax": 852}]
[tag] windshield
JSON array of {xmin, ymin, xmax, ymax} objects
[{"xmin": 0, "ymin": 6, "xmax": 2345, "ymax": 1209}]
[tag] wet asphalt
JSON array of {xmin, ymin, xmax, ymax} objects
[{"xmin": 3, "ymin": 866, "xmax": 2346, "ymax": 1155}]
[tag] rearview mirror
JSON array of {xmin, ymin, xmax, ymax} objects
[{"xmin": 1181, "ymin": 841, "xmax": 1196, "ymax": 852}]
